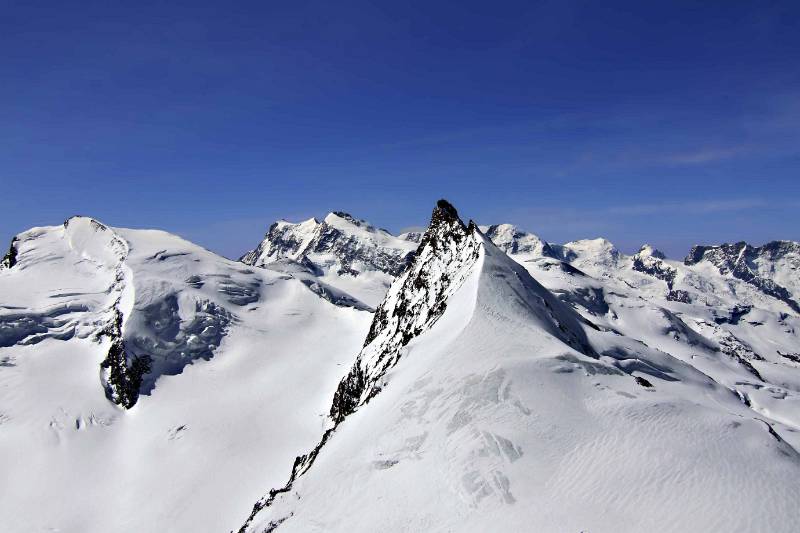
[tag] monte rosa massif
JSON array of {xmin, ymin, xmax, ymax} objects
[{"xmin": 1, "ymin": 200, "xmax": 799, "ymax": 533}]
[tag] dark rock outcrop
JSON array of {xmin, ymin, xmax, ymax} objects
[
  {"xmin": 685, "ymin": 241, "xmax": 800, "ymax": 313},
  {"xmin": 99, "ymin": 308, "xmax": 150, "ymax": 409},
  {"xmin": 332, "ymin": 199, "xmax": 480, "ymax": 422},
  {"xmin": 0, "ymin": 237, "xmax": 18, "ymax": 269},
  {"xmin": 632, "ymin": 245, "xmax": 677, "ymax": 289}
]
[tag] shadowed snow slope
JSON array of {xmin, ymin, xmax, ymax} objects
[
  {"xmin": 0, "ymin": 217, "xmax": 372, "ymax": 532},
  {"xmin": 243, "ymin": 203, "xmax": 800, "ymax": 533}
]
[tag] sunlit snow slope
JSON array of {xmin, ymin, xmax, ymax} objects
[
  {"xmin": 2, "ymin": 202, "xmax": 799, "ymax": 533},
  {"xmin": 0, "ymin": 217, "xmax": 372, "ymax": 532},
  {"xmin": 243, "ymin": 202, "xmax": 800, "ymax": 533}
]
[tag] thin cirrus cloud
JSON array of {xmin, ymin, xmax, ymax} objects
[
  {"xmin": 603, "ymin": 198, "xmax": 769, "ymax": 216},
  {"xmin": 659, "ymin": 146, "xmax": 753, "ymax": 166}
]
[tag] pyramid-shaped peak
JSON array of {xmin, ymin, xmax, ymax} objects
[
  {"xmin": 418, "ymin": 198, "xmax": 470, "ymax": 248},
  {"xmin": 637, "ymin": 244, "xmax": 666, "ymax": 259},
  {"xmin": 480, "ymin": 223, "xmax": 554, "ymax": 257},
  {"xmin": 324, "ymin": 211, "xmax": 362, "ymax": 226},
  {"xmin": 330, "ymin": 199, "xmax": 481, "ymax": 423},
  {"xmin": 429, "ymin": 199, "xmax": 463, "ymax": 227}
]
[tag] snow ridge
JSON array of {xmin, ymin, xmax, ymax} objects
[
  {"xmin": 238, "ymin": 200, "xmax": 482, "ymax": 532},
  {"xmin": 239, "ymin": 200, "xmax": 604, "ymax": 532},
  {"xmin": 331, "ymin": 200, "xmax": 481, "ymax": 423},
  {"xmin": 59, "ymin": 217, "xmax": 142, "ymax": 407}
]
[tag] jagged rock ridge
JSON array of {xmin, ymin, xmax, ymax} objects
[
  {"xmin": 3, "ymin": 204, "xmax": 800, "ymax": 533},
  {"xmin": 632, "ymin": 244, "xmax": 677, "ymax": 289},
  {"xmin": 239, "ymin": 200, "xmax": 605, "ymax": 532},
  {"xmin": 241, "ymin": 212, "xmax": 416, "ymax": 277},
  {"xmin": 238, "ymin": 199, "xmax": 483, "ymax": 531},
  {"xmin": 331, "ymin": 199, "xmax": 482, "ymax": 423},
  {"xmin": 238, "ymin": 202, "xmax": 800, "ymax": 533},
  {"xmin": 241, "ymin": 212, "xmax": 418, "ymax": 308},
  {"xmin": 685, "ymin": 241, "xmax": 800, "ymax": 313}
]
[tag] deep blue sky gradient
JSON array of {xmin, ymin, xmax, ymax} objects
[{"xmin": 2, "ymin": 0, "xmax": 799, "ymax": 258}]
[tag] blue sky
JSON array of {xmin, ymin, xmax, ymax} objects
[{"xmin": 1, "ymin": 0, "xmax": 798, "ymax": 258}]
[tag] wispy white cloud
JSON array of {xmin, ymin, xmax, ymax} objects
[
  {"xmin": 658, "ymin": 145, "xmax": 753, "ymax": 166},
  {"xmin": 603, "ymin": 198, "xmax": 768, "ymax": 216}
]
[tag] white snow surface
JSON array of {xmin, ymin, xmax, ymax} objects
[
  {"xmin": 2, "ymin": 208, "xmax": 800, "ymax": 533},
  {"xmin": 243, "ymin": 220, "xmax": 800, "ymax": 533},
  {"xmin": 0, "ymin": 217, "xmax": 372, "ymax": 532}
]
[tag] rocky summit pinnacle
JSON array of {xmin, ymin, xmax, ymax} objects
[
  {"xmin": 434, "ymin": 198, "xmax": 460, "ymax": 221},
  {"xmin": 333, "ymin": 199, "xmax": 481, "ymax": 422},
  {"xmin": 236, "ymin": 200, "xmax": 484, "ymax": 533}
]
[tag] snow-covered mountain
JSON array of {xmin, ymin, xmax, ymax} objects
[
  {"xmin": 2, "ymin": 202, "xmax": 799, "ymax": 533},
  {"xmin": 479, "ymin": 223, "xmax": 555, "ymax": 257},
  {"xmin": 0, "ymin": 216, "xmax": 373, "ymax": 532},
  {"xmin": 240, "ymin": 201, "xmax": 800, "ymax": 533},
  {"xmin": 685, "ymin": 240, "xmax": 800, "ymax": 313},
  {"xmin": 241, "ymin": 212, "xmax": 417, "ymax": 308}
]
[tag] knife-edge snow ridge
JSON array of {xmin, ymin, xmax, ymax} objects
[
  {"xmin": 238, "ymin": 199, "xmax": 598, "ymax": 532},
  {"xmin": 237, "ymin": 199, "xmax": 481, "ymax": 531},
  {"xmin": 330, "ymin": 199, "xmax": 481, "ymax": 423}
]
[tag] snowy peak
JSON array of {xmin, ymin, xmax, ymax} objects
[
  {"xmin": 685, "ymin": 240, "xmax": 800, "ymax": 313},
  {"xmin": 323, "ymin": 211, "xmax": 378, "ymax": 230},
  {"xmin": 397, "ymin": 230, "xmax": 423, "ymax": 243},
  {"xmin": 63, "ymin": 216, "xmax": 130, "ymax": 266},
  {"xmin": 1, "ymin": 217, "xmax": 296, "ymax": 409},
  {"xmin": 242, "ymin": 211, "xmax": 416, "ymax": 278},
  {"xmin": 332, "ymin": 200, "xmax": 597, "ymax": 425},
  {"xmin": 237, "ymin": 200, "xmax": 483, "ymax": 532},
  {"xmin": 632, "ymin": 243, "xmax": 676, "ymax": 289},
  {"xmin": 3, "ymin": 216, "xmax": 128, "ymax": 272},
  {"xmin": 239, "ymin": 217, "xmax": 319, "ymax": 266},
  {"xmin": 685, "ymin": 240, "xmax": 800, "ymax": 266},
  {"xmin": 309, "ymin": 212, "xmax": 415, "ymax": 277},
  {"xmin": 552, "ymin": 237, "xmax": 621, "ymax": 276},
  {"xmin": 637, "ymin": 243, "xmax": 666, "ymax": 259},
  {"xmin": 240, "ymin": 199, "xmax": 599, "ymax": 531},
  {"xmin": 477, "ymin": 230, "xmax": 594, "ymax": 355},
  {"xmin": 241, "ymin": 210, "xmax": 418, "ymax": 308},
  {"xmin": 0, "ymin": 217, "xmax": 136, "ymax": 404},
  {"xmin": 563, "ymin": 237, "xmax": 619, "ymax": 260},
  {"xmin": 331, "ymin": 199, "xmax": 481, "ymax": 423},
  {"xmin": 479, "ymin": 223, "xmax": 554, "ymax": 257}
]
